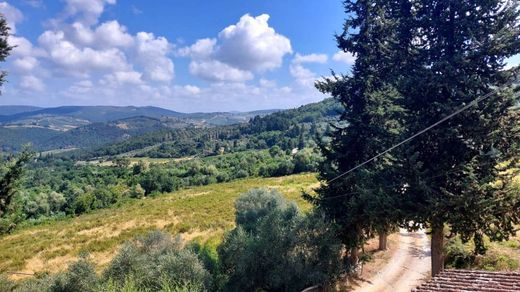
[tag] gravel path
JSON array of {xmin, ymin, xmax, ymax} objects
[{"xmin": 353, "ymin": 229, "xmax": 431, "ymax": 292}]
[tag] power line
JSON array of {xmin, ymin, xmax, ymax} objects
[
  {"xmin": 321, "ymin": 168, "xmax": 461, "ymax": 201},
  {"xmin": 327, "ymin": 78, "xmax": 519, "ymax": 185}
]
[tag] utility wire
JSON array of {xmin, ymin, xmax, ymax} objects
[
  {"xmin": 327, "ymin": 78, "xmax": 519, "ymax": 185},
  {"xmin": 321, "ymin": 168, "xmax": 461, "ymax": 201}
]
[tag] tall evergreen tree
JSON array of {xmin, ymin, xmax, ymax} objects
[
  {"xmin": 310, "ymin": 0, "xmax": 406, "ymax": 267},
  {"xmin": 0, "ymin": 14, "xmax": 12, "ymax": 90},
  {"xmin": 395, "ymin": 0, "xmax": 520, "ymax": 276}
]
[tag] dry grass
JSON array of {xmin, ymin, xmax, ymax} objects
[{"xmin": 0, "ymin": 173, "xmax": 317, "ymax": 278}]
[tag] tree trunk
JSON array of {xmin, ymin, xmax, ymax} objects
[
  {"xmin": 349, "ymin": 246, "xmax": 359, "ymax": 269},
  {"xmin": 378, "ymin": 232, "xmax": 388, "ymax": 250},
  {"xmin": 431, "ymin": 224, "xmax": 444, "ymax": 277}
]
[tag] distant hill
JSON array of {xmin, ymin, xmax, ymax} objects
[
  {"xmin": 0, "ymin": 105, "xmax": 42, "ymax": 116},
  {"xmin": 0, "ymin": 105, "xmax": 279, "ymax": 131},
  {"xmin": 0, "ymin": 105, "xmax": 184, "ymax": 124},
  {"xmin": 0, "ymin": 100, "xmax": 338, "ymax": 154},
  {"xmin": 64, "ymin": 98, "xmax": 341, "ymax": 160}
]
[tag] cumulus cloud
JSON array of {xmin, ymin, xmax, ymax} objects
[
  {"xmin": 0, "ymin": 1, "xmax": 23, "ymax": 33},
  {"xmin": 61, "ymin": 0, "xmax": 116, "ymax": 25},
  {"xmin": 293, "ymin": 53, "xmax": 328, "ymax": 64},
  {"xmin": 177, "ymin": 38, "xmax": 215, "ymax": 59},
  {"xmin": 20, "ymin": 75, "xmax": 44, "ymax": 92},
  {"xmin": 68, "ymin": 79, "xmax": 93, "ymax": 94},
  {"xmin": 38, "ymin": 30, "xmax": 130, "ymax": 76},
  {"xmin": 102, "ymin": 70, "xmax": 143, "ymax": 86},
  {"xmin": 69, "ymin": 20, "xmax": 134, "ymax": 48},
  {"xmin": 135, "ymin": 32, "xmax": 174, "ymax": 82},
  {"xmin": 215, "ymin": 14, "xmax": 292, "ymax": 72},
  {"xmin": 189, "ymin": 60, "xmax": 253, "ymax": 82},
  {"xmin": 182, "ymin": 85, "xmax": 201, "ymax": 95},
  {"xmin": 333, "ymin": 50, "xmax": 356, "ymax": 65},
  {"xmin": 290, "ymin": 63, "xmax": 317, "ymax": 87},
  {"xmin": 180, "ymin": 14, "xmax": 292, "ymax": 82},
  {"xmin": 289, "ymin": 53, "xmax": 325, "ymax": 88},
  {"xmin": 12, "ymin": 56, "xmax": 38, "ymax": 72}
]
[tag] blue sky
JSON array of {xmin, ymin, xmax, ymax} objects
[{"xmin": 0, "ymin": 1, "xmax": 518, "ymax": 112}]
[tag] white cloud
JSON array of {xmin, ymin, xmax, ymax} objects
[
  {"xmin": 293, "ymin": 53, "xmax": 328, "ymax": 64},
  {"xmin": 61, "ymin": 0, "xmax": 116, "ymax": 25},
  {"xmin": 68, "ymin": 79, "xmax": 93, "ymax": 94},
  {"xmin": 9, "ymin": 36, "xmax": 42, "ymax": 57},
  {"xmin": 259, "ymin": 78, "xmax": 276, "ymax": 88},
  {"xmin": 68, "ymin": 20, "xmax": 133, "ymax": 48},
  {"xmin": 20, "ymin": 75, "xmax": 44, "ymax": 92},
  {"xmin": 177, "ymin": 38, "xmax": 215, "ymax": 59},
  {"xmin": 333, "ymin": 50, "xmax": 356, "ymax": 65},
  {"xmin": 135, "ymin": 32, "xmax": 174, "ymax": 82},
  {"xmin": 216, "ymin": 14, "xmax": 292, "ymax": 72},
  {"xmin": 102, "ymin": 70, "xmax": 143, "ymax": 86},
  {"xmin": 183, "ymin": 85, "xmax": 200, "ymax": 95},
  {"xmin": 189, "ymin": 60, "xmax": 253, "ymax": 82},
  {"xmin": 0, "ymin": 2, "xmax": 23, "ymax": 33},
  {"xmin": 180, "ymin": 14, "xmax": 292, "ymax": 82},
  {"xmin": 38, "ymin": 30, "xmax": 130, "ymax": 75},
  {"xmin": 290, "ymin": 63, "xmax": 316, "ymax": 87},
  {"xmin": 12, "ymin": 56, "xmax": 38, "ymax": 72}
]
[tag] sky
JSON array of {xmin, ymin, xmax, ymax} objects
[{"xmin": 0, "ymin": 1, "xmax": 518, "ymax": 112}]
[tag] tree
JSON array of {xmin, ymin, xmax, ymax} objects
[
  {"xmin": 395, "ymin": 0, "xmax": 520, "ymax": 276},
  {"xmin": 311, "ymin": 0, "xmax": 406, "ymax": 267},
  {"xmin": 0, "ymin": 13, "xmax": 12, "ymax": 90},
  {"xmin": 0, "ymin": 150, "xmax": 33, "ymax": 218},
  {"xmin": 219, "ymin": 189, "xmax": 342, "ymax": 291}
]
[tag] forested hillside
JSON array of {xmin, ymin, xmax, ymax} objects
[
  {"xmin": 62, "ymin": 98, "xmax": 341, "ymax": 160},
  {"xmin": 0, "ymin": 105, "xmax": 287, "ymax": 152}
]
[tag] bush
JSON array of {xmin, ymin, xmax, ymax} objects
[
  {"xmin": 219, "ymin": 189, "xmax": 343, "ymax": 291},
  {"xmin": 50, "ymin": 255, "xmax": 99, "ymax": 292},
  {"xmin": 234, "ymin": 188, "xmax": 286, "ymax": 232},
  {"xmin": 128, "ymin": 184, "xmax": 145, "ymax": 199},
  {"xmin": 103, "ymin": 231, "xmax": 212, "ymax": 291},
  {"xmin": 444, "ymin": 237, "xmax": 475, "ymax": 269}
]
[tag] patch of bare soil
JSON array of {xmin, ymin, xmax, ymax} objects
[{"xmin": 350, "ymin": 229, "xmax": 431, "ymax": 292}]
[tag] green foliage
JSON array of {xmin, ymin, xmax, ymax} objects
[
  {"xmin": 0, "ymin": 150, "xmax": 33, "ymax": 233},
  {"xmin": 128, "ymin": 184, "xmax": 145, "ymax": 199},
  {"xmin": 0, "ymin": 13, "xmax": 12, "ymax": 90},
  {"xmin": 445, "ymin": 237, "xmax": 476, "ymax": 269},
  {"xmin": 234, "ymin": 188, "xmax": 287, "ymax": 232},
  {"xmin": 393, "ymin": 0, "xmax": 520, "ymax": 251},
  {"xmin": 50, "ymin": 255, "xmax": 99, "ymax": 292},
  {"xmin": 219, "ymin": 189, "xmax": 343, "ymax": 291},
  {"xmin": 103, "ymin": 231, "xmax": 211, "ymax": 291},
  {"xmin": 312, "ymin": 0, "xmax": 406, "ymax": 255},
  {"xmin": 314, "ymin": 0, "xmax": 520, "ymax": 273}
]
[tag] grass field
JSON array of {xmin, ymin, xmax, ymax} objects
[{"xmin": 0, "ymin": 173, "xmax": 317, "ymax": 278}]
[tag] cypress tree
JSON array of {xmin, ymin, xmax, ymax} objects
[
  {"xmin": 0, "ymin": 14, "xmax": 12, "ymax": 90},
  {"xmin": 311, "ymin": 0, "xmax": 406, "ymax": 268},
  {"xmin": 396, "ymin": 0, "xmax": 520, "ymax": 276}
]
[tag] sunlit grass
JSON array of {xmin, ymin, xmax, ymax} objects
[{"xmin": 0, "ymin": 173, "xmax": 317, "ymax": 277}]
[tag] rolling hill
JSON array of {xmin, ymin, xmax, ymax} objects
[{"xmin": 0, "ymin": 100, "xmax": 336, "ymax": 154}]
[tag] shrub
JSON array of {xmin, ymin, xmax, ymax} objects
[
  {"xmin": 219, "ymin": 189, "xmax": 343, "ymax": 291},
  {"xmin": 444, "ymin": 237, "xmax": 475, "ymax": 269},
  {"xmin": 128, "ymin": 184, "xmax": 145, "ymax": 199},
  {"xmin": 104, "ymin": 231, "xmax": 212, "ymax": 291},
  {"xmin": 234, "ymin": 188, "xmax": 286, "ymax": 232},
  {"xmin": 50, "ymin": 255, "xmax": 99, "ymax": 292}
]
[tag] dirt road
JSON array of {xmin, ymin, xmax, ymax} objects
[{"xmin": 352, "ymin": 229, "xmax": 431, "ymax": 292}]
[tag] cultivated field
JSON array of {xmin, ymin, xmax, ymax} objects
[{"xmin": 0, "ymin": 173, "xmax": 317, "ymax": 278}]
